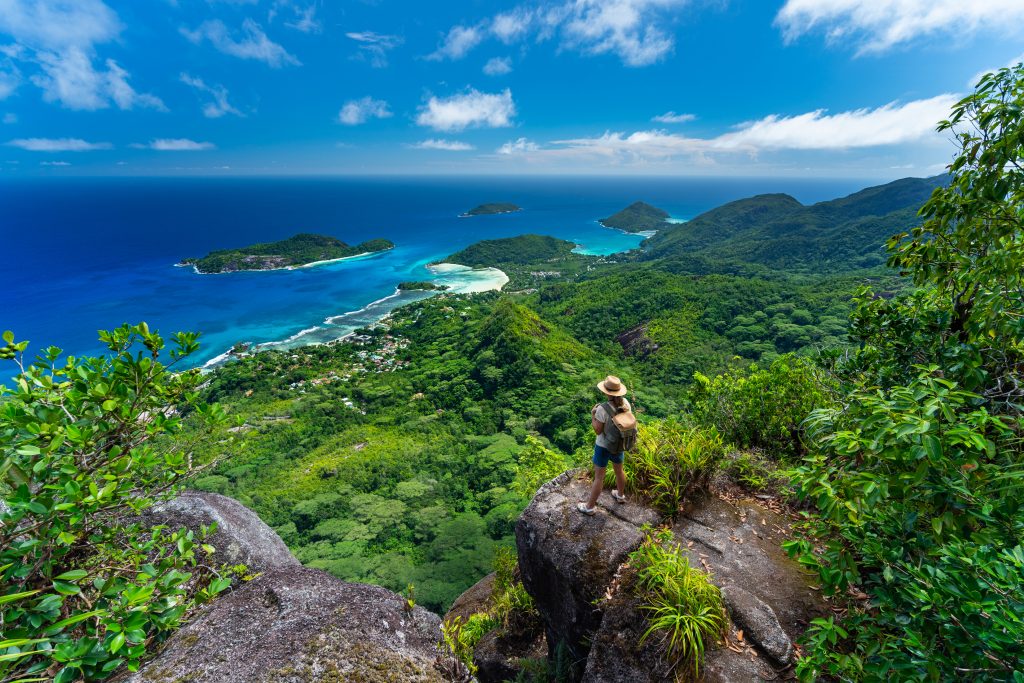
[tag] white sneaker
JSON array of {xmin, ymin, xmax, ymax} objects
[{"xmin": 611, "ymin": 490, "xmax": 627, "ymax": 504}]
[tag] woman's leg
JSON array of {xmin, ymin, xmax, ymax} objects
[
  {"xmin": 612, "ymin": 462, "xmax": 626, "ymax": 496},
  {"xmin": 587, "ymin": 466, "xmax": 606, "ymax": 508}
]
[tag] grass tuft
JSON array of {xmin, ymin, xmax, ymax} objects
[
  {"xmin": 629, "ymin": 527, "xmax": 727, "ymax": 681},
  {"xmin": 605, "ymin": 421, "xmax": 725, "ymax": 515}
]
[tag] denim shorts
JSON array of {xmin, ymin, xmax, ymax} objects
[{"xmin": 593, "ymin": 444, "xmax": 624, "ymax": 468}]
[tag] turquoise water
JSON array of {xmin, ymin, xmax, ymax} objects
[{"xmin": 0, "ymin": 175, "xmax": 870, "ymax": 369}]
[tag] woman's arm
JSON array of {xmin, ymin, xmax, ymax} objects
[{"xmin": 592, "ymin": 405, "xmax": 604, "ymax": 435}]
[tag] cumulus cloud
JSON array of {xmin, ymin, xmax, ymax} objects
[
  {"xmin": 492, "ymin": 8, "xmax": 534, "ymax": 43},
  {"xmin": 346, "ymin": 31, "xmax": 403, "ymax": 67},
  {"xmin": 776, "ymin": 0, "xmax": 1024, "ymax": 54},
  {"xmin": 140, "ymin": 138, "xmax": 216, "ymax": 151},
  {"xmin": 180, "ymin": 73, "xmax": 242, "ymax": 118},
  {"xmin": 182, "ymin": 19, "xmax": 300, "ymax": 67},
  {"xmin": 497, "ymin": 137, "xmax": 540, "ymax": 154},
  {"xmin": 7, "ymin": 137, "xmax": 111, "ymax": 151},
  {"xmin": 428, "ymin": 0, "xmax": 688, "ymax": 67},
  {"xmin": 652, "ymin": 111, "xmax": 695, "ymax": 123},
  {"xmin": 426, "ymin": 24, "xmax": 485, "ymax": 61},
  {"xmin": 338, "ymin": 96, "xmax": 392, "ymax": 125},
  {"xmin": 416, "ymin": 88, "xmax": 515, "ymax": 132},
  {"xmin": 0, "ymin": 0, "xmax": 164, "ymax": 110},
  {"xmin": 410, "ymin": 139, "xmax": 475, "ymax": 151},
  {"xmin": 483, "ymin": 56, "xmax": 513, "ymax": 75}
]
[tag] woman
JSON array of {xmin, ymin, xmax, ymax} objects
[{"xmin": 577, "ymin": 375, "xmax": 630, "ymax": 515}]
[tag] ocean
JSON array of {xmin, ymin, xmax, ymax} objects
[{"xmin": 1, "ymin": 175, "xmax": 871, "ymax": 370}]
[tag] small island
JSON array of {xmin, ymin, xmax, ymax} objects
[
  {"xmin": 460, "ymin": 202, "xmax": 522, "ymax": 217},
  {"xmin": 179, "ymin": 233, "xmax": 394, "ymax": 274},
  {"xmin": 397, "ymin": 281, "xmax": 450, "ymax": 291},
  {"xmin": 443, "ymin": 234, "xmax": 575, "ymax": 267},
  {"xmin": 599, "ymin": 201, "xmax": 670, "ymax": 233}
]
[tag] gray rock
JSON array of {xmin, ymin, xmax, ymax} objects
[
  {"xmin": 673, "ymin": 496, "xmax": 827, "ymax": 642},
  {"xmin": 514, "ymin": 470, "xmax": 662, "ymax": 680},
  {"xmin": 721, "ymin": 586, "xmax": 792, "ymax": 665},
  {"xmin": 445, "ymin": 572, "xmax": 496, "ymax": 626},
  {"xmin": 114, "ymin": 565, "xmax": 445, "ymax": 683},
  {"xmin": 146, "ymin": 490, "xmax": 298, "ymax": 573}
]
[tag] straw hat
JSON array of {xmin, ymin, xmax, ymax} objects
[{"xmin": 597, "ymin": 375, "xmax": 628, "ymax": 396}]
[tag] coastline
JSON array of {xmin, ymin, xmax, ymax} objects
[
  {"xmin": 177, "ymin": 246, "xmax": 393, "ymax": 275},
  {"xmin": 201, "ymin": 262, "xmax": 508, "ymax": 370},
  {"xmin": 596, "ymin": 219, "xmax": 659, "ymax": 238}
]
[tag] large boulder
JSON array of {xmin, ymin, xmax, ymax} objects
[
  {"xmin": 512, "ymin": 471, "xmax": 827, "ymax": 683},
  {"xmin": 145, "ymin": 490, "xmax": 298, "ymax": 573},
  {"xmin": 115, "ymin": 566, "xmax": 445, "ymax": 683},
  {"xmin": 514, "ymin": 470, "xmax": 661, "ymax": 679}
]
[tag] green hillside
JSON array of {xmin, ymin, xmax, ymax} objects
[
  {"xmin": 600, "ymin": 200, "xmax": 671, "ymax": 233},
  {"xmin": 641, "ymin": 176, "xmax": 945, "ymax": 272}
]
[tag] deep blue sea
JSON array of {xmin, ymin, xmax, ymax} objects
[{"xmin": 1, "ymin": 176, "xmax": 871, "ymax": 370}]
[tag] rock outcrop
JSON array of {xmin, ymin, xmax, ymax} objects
[
  {"xmin": 515, "ymin": 470, "xmax": 662, "ymax": 676},
  {"xmin": 512, "ymin": 471, "xmax": 828, "ymax": 682},
  {"xmin": 145, "ymin": 490, "xmax": 298, "ymax": 573},
  {"xmin": 119, "ymin": 491, "xmax": 445, "ymax": 683}
]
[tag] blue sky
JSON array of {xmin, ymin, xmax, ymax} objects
[{"xmin": 1, "ymin": 0, "xmax": 1022, "ymax": 177}]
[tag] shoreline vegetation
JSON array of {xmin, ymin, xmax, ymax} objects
[
  {"xmin": 397, "ymin": 281, "xmax": 450, "ymax": 291},
  {"xmin": 459, "ymin": 202, "xmax": 522, "ymax": 217},
  {"xmin": 599, "ymin": 200, "xmax": 671, "ymax": 233},
  {"xmin": 178, "ymin": 233, "xmax": 395, "ymax": 274}
]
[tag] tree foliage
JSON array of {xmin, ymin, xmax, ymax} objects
[
  {"xmin": 0, "ymin": 324, "xmax": 233, "ymax": 682},
  {"xmin": 785, "ymin": 65, "xmax": 1024, "ymax": 681}
]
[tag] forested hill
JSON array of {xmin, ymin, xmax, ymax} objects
[{"xmin": 641, "ymin": 175, "xmax": 947, "ymax": 272}]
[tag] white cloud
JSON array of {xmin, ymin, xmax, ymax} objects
[
  {"xmin": 410, "ymin": 139, "xmax": 475, "ymax": 151},
  {"xmin": 40, "ymin": 160, "xmax": 69, "ymax": 165},
  {"xmin": 0, "ymin": 0, "xmax": 163, "ymax": 110},
  {"xmin": 776, "ymin": 0, "xmax": 1024, "ymax": 54},
  {"xmin": 497, "ymin": 137, "xmax": 540, "ymax": 154},
  {"xmin": 500, "ymin": 95, "xmax": 957, "ymax": 165},
  {"xmin": 416, "ymin": 88, "xmax": 515, "ymax": 132},
  {"xmin": 426, "ymin": 24, "xmax": 485, "ymax": 61},
  {"xmin": 346, "ymin": 31, "xmax": 403, "ymax": 67},
  {"xmin": 714, "ymin": 95, "xmax": 957, "ymax": 151},
  {"xmin": 7, "ymin": 137, "xmax": 111, "ymax": 151},
  {"xmin": 492, "ymin": 8, "xmax": 534, "ymax": 43},
  {"xmin": 180, "ymin": 73, "xmax": 242, "ymax": 118},
  {"xmin": 182, "ymin": 19, "xmax": 300, "ymax": 67},
  {"xmin": 429, "ymin": 1, "xmax": 688, "ymax": 67},
  {"xmin": 104, "ymin": 59, "xmax": 166, "ymax": 110},
  {"xmin": 2, "ymin": 112, "xmax": 15, "ymax": 123},
  {"xmin": 561, "ymin": 0, "xmax": 682, "ymax": 66},
  {"xmin": 652, "ymin": 111, "xmax": 695, "ymax": 123},
  {"xmin": 338, "ymin": 96, "xmax": 392, "ymax": 125},
  {"xmin": 142, "ymin": 138, "xmax": 216, "ymax": 151},
  {"xmin": 483, "ymin": 56, "xmax": 513, "ymax": 75}
]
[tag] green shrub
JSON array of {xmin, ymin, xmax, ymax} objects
[
  {"xmin": 785, "ymin": 64, "xmax": 1024, "ymax": 681},
  {"xmin": 690, "ymin": 354, "xmax": 832, "ymax": 458},
  {"xmin": 607, "ymin": 421, "xmax": 724, "ymax": 515},
  {"xmin": 629, "ymin": 528, "xmax": 726, "ymax": 681},
  {"xmin": 0, "ymin": 325, "xmax": 233, "ymax": 682}
]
